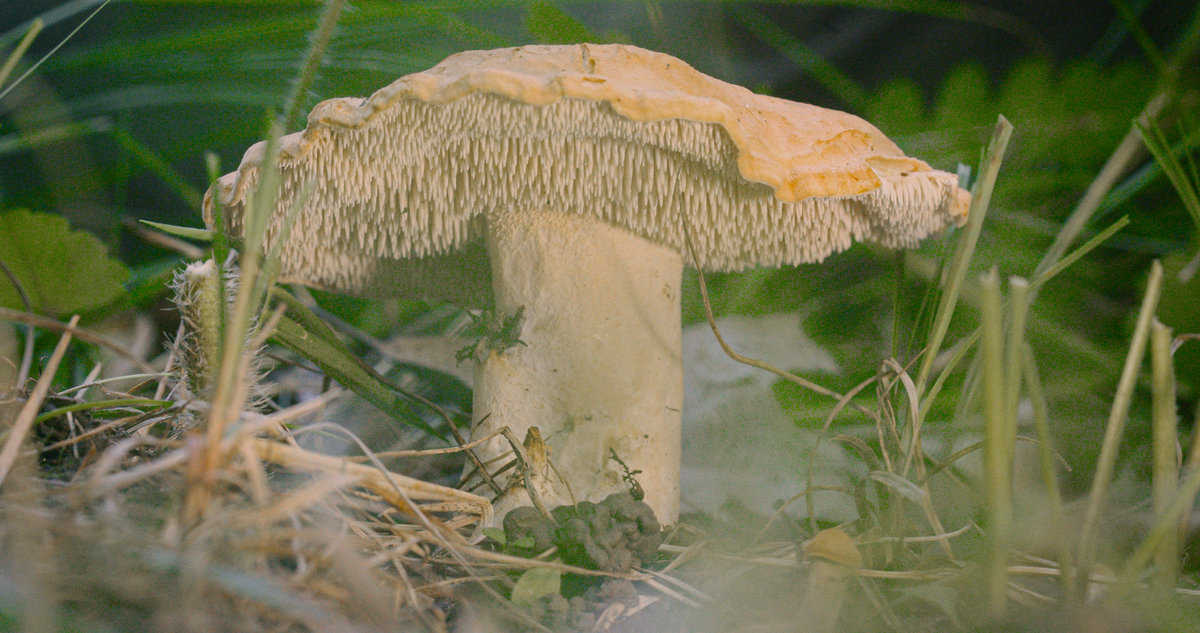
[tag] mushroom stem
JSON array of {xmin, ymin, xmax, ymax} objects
[{"xmin": 472, "ymin": 208, "xmax": 683, "ymax": 524}]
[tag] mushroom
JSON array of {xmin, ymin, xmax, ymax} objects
[
  {"xmin": 799, "ymin": 527, "xmax": 863, "ymax": 633},
  {"xmin": 204, "ymin": 44, "xmax": 969, "ymax": 525}
]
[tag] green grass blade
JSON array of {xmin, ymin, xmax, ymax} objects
[
  {"xmin": 979, "ymin": 268, "xmax": 1009, "ymax": 619},
  {"xmin": 270, "ymin": 314, "xmax": 442, "ymax": 439},
  {"xmin": 111, "ymin": 127, "xmax": 204, "ymax": 211},
  {"xmin": 1075, "ymin": 259, "xmax": 1163, "ymax": 602},
  {"xmin": 915, "ymin": 116, "xmax": 1012, "ymax": 396},
  {"xmin": 280, "ymin": 0, "xmax": 346, "ymax": 131},
  {"xmin": 1029, "ymin": 216, "xmax": 1130, "ymax": 292},
  {"xmin": 34, "ymin": 398, "xmax": 172, "ymax": 424},
  {"xmin": 0, "ymin": 0, "xmax": 111, "ymax": 103},
  {"xmin": 1033, "ymin": 94, "xmax": 1167, "ymax": 281},
  {"xmin": 1136, "ymin": 117, "xmax": 1200, "ymax": 231},
  {"xmin": 1121, "ymin": 439, "xmax": 1200, "ymax": 588},
  {"xmin": 1004, "ymin": 277, "xmax": 1029, "ymax": 438},
  {"xmin": 1150, "ymin": 318, "xmax": 1179, "ymax": 591},
  {"xmin": 139, "ymin": 220, "xmax": 214, "ymax": 242},
  {"xmin": 0, "ymin": 18, "xmax": 42, "ymax": 91},
  {"xmin": 1108, "ymin": 0, "xmax": 1169, "ymax": 78}
]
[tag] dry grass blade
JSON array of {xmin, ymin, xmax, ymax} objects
[
  {"xmin": 248, "ymin": 438, "xmax": 493, "ymax": 537},
  {"xmin": 0, "ymin": 314, "xmax": 78, "ymax": 488}
]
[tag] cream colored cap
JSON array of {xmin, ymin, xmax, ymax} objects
[{"xmin": 204, "ymin": 44, "xmax": 969, "ymax": 299}]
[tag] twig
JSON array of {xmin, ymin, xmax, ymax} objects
[
  {"xmin": 0, "ymin": 315, "xmax": 78, "ymax": 488},
  {"xmin": 681, "ymin": 221, "xmax": 873, "ymax": 419},
  {"xmin": 342, "ymin": 427, "xmax": 506, "ymax": 462}
]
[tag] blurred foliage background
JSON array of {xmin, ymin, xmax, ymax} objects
[{"xmin": 0, "ymin": 0, "xmax": 1198, "ymax": 495}]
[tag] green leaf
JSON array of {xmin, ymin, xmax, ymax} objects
[
  {"xmin": 509, "ymin": 567, "xmax": 560, "ymax": 607},
  {"xmin": 482, "ymin": 527, "xmax": 506, "ymax": 546},
  {"xmin": 0, "ymin": 209, "xmax": 129, "ymax": 316},
  {"xmin": 139, "ymin": 219, "xmax": 214, "ymax": 242},
  {"xmin": 270, "ymin": 312, "xmax": 444, "ymax": 440}
]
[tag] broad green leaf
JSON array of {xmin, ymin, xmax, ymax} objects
[
  {"xmin": 509, "ymin": 567, "xmax": 560, "ymax": 607},
  {"xmin": 0, "ymin": 209, "xmax": 129, "ymax": 316}
]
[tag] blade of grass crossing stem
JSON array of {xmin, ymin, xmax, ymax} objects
[
  {"xmin": 203, "ymin": 152, "xmax": 230, "ymax": 393},
  {"xmin": 979, "ymin": 269, "xmax": 1010, "ymax": 619},
  {"xmin": 0, "ymin": 315, "xmax": 78, "ymax": 488},
  {"xmin": 258, "ymin": 181, "xmax": 313, "ymax": 299},
  {"xmin": 281, "ymin": 0, "xmax": 346, "ymax": 131},
  {"xmin": 915, "ymin": 116, "xmax": 1012, "ymax": 397},
  {"xmin": 211, "ymin": 0, "xmax": 344, "ymax": 429},
  {"xmin": 1075, "ymin": 260, "xmax": 1163, "ymax": 603},
  {"xmin": 1150, "ymin": 319, "xmax": 1179, "ymax": 591},
  {"xmin": 1021, "ymin": 342, "xmax": 1072, "ymax": 597}
]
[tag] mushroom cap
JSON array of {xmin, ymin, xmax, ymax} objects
[
  {"xmin": 204, "ymin": 43, "xmax": 969, "ymax": 299},
  {"xmin": 803, "ymin": 527, "xmax": 863, "ymax": 569}
]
